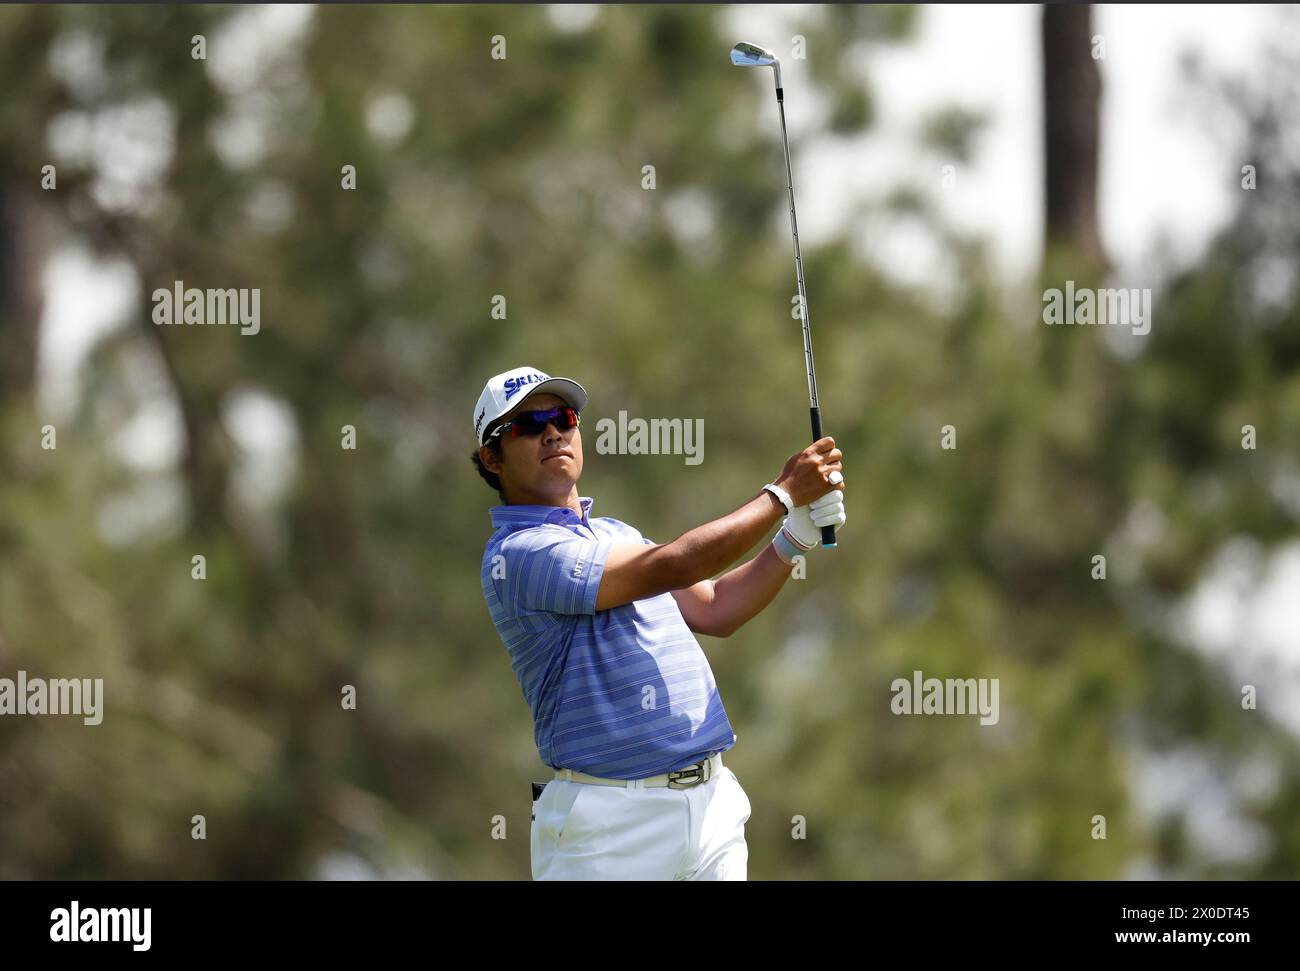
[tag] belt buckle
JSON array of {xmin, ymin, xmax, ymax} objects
[{"xmin": 666, "ymin": 759, "xmax": 709, "ymax": 789}]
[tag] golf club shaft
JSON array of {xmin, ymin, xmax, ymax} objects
[{"xmin": 775, "ymin": 86, "xmax": 836, "ymax": 548}]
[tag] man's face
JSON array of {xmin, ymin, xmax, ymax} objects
[{"xmin": 478, "ymin": 392, "xmax": 583, "ymax": 505}]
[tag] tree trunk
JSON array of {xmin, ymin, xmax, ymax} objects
[
  {"xmin": 0, "ymin": 179, "xmax": 43, "ymax": 405},
  {"xmin": 1042, "ymin": 4, "xmax": 1104, "ymax": 269}
]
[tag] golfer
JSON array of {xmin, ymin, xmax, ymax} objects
[{"xmin": 473, "ymin": 365, "xmax": 846, "ymax": 880}]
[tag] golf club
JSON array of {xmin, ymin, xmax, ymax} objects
[{"xmin": 730, "ymin": 41, "xmax": 836, "ymax": 548}]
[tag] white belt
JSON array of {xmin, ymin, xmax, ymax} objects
[{"xmin": 554, "ymin": 752, "xmax": 724, "ymax": 790}]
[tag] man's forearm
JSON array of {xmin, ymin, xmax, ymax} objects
[
  {"xmin": 664, "ymin": 490, "xmax": 786, "ymax": 586},
  {"xmin": 707, "ymin": 541, "xmax": 794, "ymax": 636}
]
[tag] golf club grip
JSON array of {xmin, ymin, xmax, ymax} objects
[{"xmin": 809, "ymin": 406, "xmax": 837, "ymax": 548}]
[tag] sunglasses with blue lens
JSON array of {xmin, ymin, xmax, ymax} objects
[{"xmin": 488, "ymin": 405, "xmax": 581, "ymax": 442}]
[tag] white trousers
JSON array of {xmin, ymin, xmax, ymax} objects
[{"xmin": 531, "ymin": 765, "xmax": 752, "ymax": 880}]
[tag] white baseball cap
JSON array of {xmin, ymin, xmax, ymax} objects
[{"xmin": 472, "ymin": 366, "xmax": 589, "ymax": 446}]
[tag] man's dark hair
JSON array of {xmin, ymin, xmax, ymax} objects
[{"xmin": 471, "ymin": 432, "xmax": 508, "ymax": 503}]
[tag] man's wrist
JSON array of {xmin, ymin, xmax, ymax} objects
[
  {"xmin": 762, "ymin": 482, "xmax": 793, "ymax": 515},
  {"xmin": 772, "ymin": 529, "xmax": 804, "ymax": 564}
]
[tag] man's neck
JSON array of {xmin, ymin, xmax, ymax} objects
[{"xmin": 505, "ymin": 490, "xmax": 583, "ymax": 517}]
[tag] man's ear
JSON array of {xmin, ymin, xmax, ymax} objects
[{"xmin": 480, "ymin": 444, "xmax": 503, "ymax": 474}]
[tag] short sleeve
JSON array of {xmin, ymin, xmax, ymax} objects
[{"xmin": 502, "ymin": 527, "xmax": 614, "ymax": 615}]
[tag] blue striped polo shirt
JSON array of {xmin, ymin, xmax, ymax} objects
[{"xmin": 481, "ymin": 496, "xmax": 737, "ymax": 779}]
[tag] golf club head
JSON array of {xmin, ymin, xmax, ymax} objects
[{"xmin": 730, "ymin": 41, "xmax": 782, "ymax": 89}]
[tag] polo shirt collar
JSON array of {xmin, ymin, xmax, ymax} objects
[{"xmin": 489, "ymin": 496, "xmax": 594, "ymax": 529}]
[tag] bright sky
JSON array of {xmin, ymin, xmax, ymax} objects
[{"xmin": 724, "ymin": 3, "xmax": 1283, "ymax": 286}]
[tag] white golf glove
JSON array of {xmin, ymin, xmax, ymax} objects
[{"xmin": 781, "ymin": 487, "xmax": 846, "ymax": 551}]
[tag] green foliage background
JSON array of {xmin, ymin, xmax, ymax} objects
[{"xmin": 0, "ymin": 4, "xmax": 1297, "ymax": 879}]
